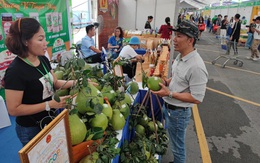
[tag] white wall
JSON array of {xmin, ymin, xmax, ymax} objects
[{"xmin": 119, "ymin": 0, "xmax": 177, "ymax": 30}]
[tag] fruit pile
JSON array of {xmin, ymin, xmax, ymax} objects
[
  {"xmin": 53, "ymin": 57, "xmax": 141, "ymax": 162},
  {"xmin": 120, "ymin": 102, "xmax": 169, "ymax": 163}
]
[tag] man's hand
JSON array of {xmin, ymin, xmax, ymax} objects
[{"xmin": 150, "ymin": 83, "xmax": 170, "ymax": 97}]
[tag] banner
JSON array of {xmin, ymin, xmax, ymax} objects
[{"xmin": 0, "ymin": 0, "xmax": 70, "ymax": 88}]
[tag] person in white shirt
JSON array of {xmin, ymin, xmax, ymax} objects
[
  {"xmin": 118, "ymin": 36, "xmax": 143, "ymax": 79},
  {"xmin": 248, "ymin": 16, "xmax": 260, "ymax": 61}
]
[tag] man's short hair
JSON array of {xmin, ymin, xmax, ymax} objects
[
  {"xmin": 235, "ymin": 14, "xmax": 240, "ymax": 19},
  {"xmin": 86, "ymin": 24, "xmax": 94, "ymax": 34},
  {"xmin": 148, "ymin": 16, "xmax": 153, "ymax": 19},
  {"xmin": 256, "ymin": 16, "xmax": 260, "ymax": 21}
]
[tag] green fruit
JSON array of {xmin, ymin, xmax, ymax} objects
[
  {"xmin": 57, "ymin": 89, "xmax": 69, "ymax": 96},
  {"xmin": 59, "ymin": 67, "xmax": 65, "ymax": 72},
  {"xmin": 91, "ymin": 113, "xmax": 108, "ymax": 131},
  {"xmin": 136, "ymin": 124, "xmax": 145, "ymax": 136},
  {"xmin": 147, "ymin": 121, "xmax": 158, "ymax": 132},
  {"xmin": 69, "ymin": 114, "xmax": 87, "ymax": 145},
  {"xmin": 139, "ymin": 114, "xmax": 149, "ymax": 126},
  {"xmin": 157, "ymin": 121, "xmax": 164, "ymax": 129},
  {"xmin": 90, "ymin": 78, "xmax": 102, "ymax": 90},
  {"xmin": 147, "ymin": 76, "xmax": 163, "ymax": 91},
  {"xmin": 76, "ymin": 84, "xmax": 104, "ymax": 114},
  {"xmin": 111, "ymin": 109, "xmax": 126, "ymax": 130},
  {"xmin": 123, "ymin": 93, "xmax": 132, "ymax": 105},
  {"xmin": 119, "ymin": 103, "xmax": 130, "ymax": 119},
  {"xmin": 126, "ymin": 81, "xmax": 139, "ymax": 95},
  {"xmin": 101, "ymin": 86, "xmax": 116, "ymax": 105},
  {"xmin": 102, "ymin": 104, "xmax": 113, "ymax": 120},
  {"xmin": 54, "ymin": 70, "xmax": 64, "ymax": 80}
]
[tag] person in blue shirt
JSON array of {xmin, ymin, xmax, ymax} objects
[
  {"xmin": 81, "ymin": 24, "xmax": 102, "ymax": 63},
  {"xmin": 107, "ymin": 26, "xmax": 124, "ymax": 59}
]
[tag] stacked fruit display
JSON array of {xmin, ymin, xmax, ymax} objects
[{"xmin": 53, "ymin": 57, "xmax": 140, "ymax": 162}]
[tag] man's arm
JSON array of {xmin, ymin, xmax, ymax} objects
[{"xmin": 89, "ymin": 46, "xmax": 102, "ymax": 53}]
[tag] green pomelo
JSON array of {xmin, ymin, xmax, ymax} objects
[
  {"xmin": 90, "ymin": 113, "xmax": 108, "ymax": 131},
  {"xmin": 102, "ymin": 90, "xmax": 116, "ymax": 105},
  {"xmin": 90, "ymin": 78, "xmax": 102, "ymax": 90},
  {"xmin": 157, "ymin": 120, "xmax": 164, "ymax": 129},
  {"xmin": 119, "ymin": 103, "xmax": 130, "ymax": 119},
  {"xmin": 54, "ymin": 70, "xmax": 64, "ymax": 80},
  {"xmin": 69, "ymin": 114, "xmax": 87, "ymax": 145},
  {"xmin": 102, "ymin": 104, "xmax": 113, "ymax": 120},
  {"xmin": 123, "ymin": 93, "xmax": 132, "ymax": 105},
  {"xmin": 57, "ymin": 89, "xmax": 69, "ymax": 96},
  {"xmin": 136, "ymin": 124, "xmax": 145, "ymax": 136},
  {"xmin": 147, "ymin": 121, "xmax": 158, "ymax": 132},
  {"xmin": 147, "ymin": 76, "xmax": 163, "ymax": 91},
  {"xmin": 139, "ymin": 114, "xmax": 149, "ymax": 126},
  {"xmin": 76, "ymin": 84, "xmax": 104, "ymax": 114},
  {"xmin": 111, "ymin": 109, "xmax": 126, "ymax": 131},
  {"xmin": 126, "ymin": 81, "xmax": 139, "ymax": 95}
]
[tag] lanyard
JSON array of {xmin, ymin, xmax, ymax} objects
[{"xmin": 23, "ymin": 57, "xmax": 53, "ymax": 87}]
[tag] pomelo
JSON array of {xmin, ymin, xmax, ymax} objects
[
  {"xmin": 147, "ymin": 121, "xmax": 158, "ymax": 132},
  {"xmin": 147, "ymin": 76, "xmax": 163, "ymax": 91},
  {"xmin": 102, "ymin": 104, "xmax": 113, "ymax": 120},
  {"xmin": 136, "ymin": 124, "xmax": 145, "ymax": 136},
  {"xmin": 90, "ymin": 113, "xmax": 108, "ymax": 131},
  {"xmin": 54, "ymin": 70, "xmax": 64, "ymax": 80},
  {"xmin": 126, "ymin": 81, "xmax": 139, "ymax": 95},
  {"xmin": 76, "ymin": 84, "xmax": 104, "ymax": 114},
  {"xmin": 111, "ymin": 109, "xmax": 126, "ymax": 130},
  {"xmin": 69, "ymin": 114, "xmax": 87, "ymax": 145}
]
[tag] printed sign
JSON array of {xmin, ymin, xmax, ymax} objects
[{"xmin": 19, "ymin": 109, "xmax": 73, "ymax": 163}]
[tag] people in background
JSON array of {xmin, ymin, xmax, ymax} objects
[
  {"xmin": 245, "ymin": 19, "xmax": 256, "ymax": 49},
  {"xmin": 107, "ymin": 26, "xmax": 124, "ymax": 59},
  {"xmin": 118, "ymin": 36, "xmax": 143, "ymax": 79},
  {"xmin": 190, "ymin": 15, "xmax": 195, "ymax": 23},
  {"xmin": 81, "ymin": 24, "xmax": 102, "ymax": 63},
  {"xmin": 152, "ymin": 20, "xmax": 208, "ymax": 163},
  {"xmin": 247, "ymin": 16, "xmax": 260, "ymax": 61},
  {"xmin": 158, "ymin": 17, "xmax": 173, "ymax": 39},
  {"xmin": 207, "ymin": 16, "xmax": 211, "ymax": 28},
  {"xmin": 198, "ymin": 16, "xmax": 205, "ymax": 40},
  {"xmin": 144, "ymin": 16, "xmax": 153, "ymax": 29},
  {"xmin": 220, "ymin": 15, "xmax": 229, "ymax": 40},
  {"xmin": 177, "ymin": 14, "xmax": 184, "ymax": 25},
  {"xmin": 216, "ymin": 14, "xmax": 223, "ymax": 26},
  {"xmin": 4, "ymin": 18, "xmax": 75, "ymax": 146},
  {"xmin": 226, "ymin": 14, "xmax": 241, "ymax": 56}
]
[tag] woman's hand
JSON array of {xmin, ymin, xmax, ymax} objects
[
  {"xmin": 150, "ymin": 83, "xmax": 170, "ymax": 97},
  {"xmin": 49, "ymin": 95, "xmax": 71, "ymax": 109}
]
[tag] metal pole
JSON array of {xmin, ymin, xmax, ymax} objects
[
  {"xmin": 154, "ymin": 0, "xmax": 157, "ymax": 29},
  {"xmin": 168, "ymin": 0, "xmax": 180, "ymax": 78},
  {"xmin": 135, "ymin": 0, "xmax": 138, "ymax": 30}
]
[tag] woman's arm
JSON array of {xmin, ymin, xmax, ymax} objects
[
  {"xmin": 5, "ymin": 89, "xmax": 70, "ymax": 116},
  {"xmin": 52, "ymin": 70, "xmax": 76, "ymax": 90}
]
